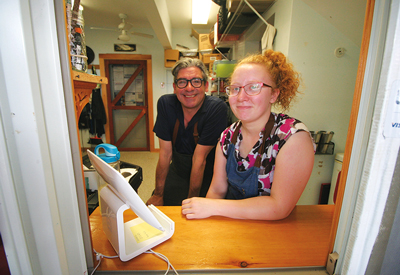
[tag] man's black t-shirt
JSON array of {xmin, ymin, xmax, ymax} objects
[{"xmin": 153, "ymin": 94, "xmax": 228, "ymax": 154}]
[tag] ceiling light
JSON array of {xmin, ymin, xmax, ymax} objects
[
  {"xmin": 118, "ymin": 30, "xmax": 130, "ymax": 42},
  {"xmin": 192, "ymin": 0, "xmax": 212, "ymax": 24}
]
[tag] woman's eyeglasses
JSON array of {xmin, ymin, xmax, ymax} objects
[
  {"xmin": 175, "ymin": 78, "xmax": 204, "ymax": 89},
  {"xmin": 225, "ymin": 82, "xmax": 273, "ymax": 96}
]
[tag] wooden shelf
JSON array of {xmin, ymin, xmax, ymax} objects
[
  {"xmin": 72, "ymin": 71, "xmax": 108, "ymax": 119},
  {"xmin": 72, "ymin": 71, "xmax": 108, "ymax": 85}
]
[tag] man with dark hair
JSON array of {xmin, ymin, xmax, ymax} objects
[{"xmin": 146, "ymin": 58, "xmax": 228, "ymax": 206}]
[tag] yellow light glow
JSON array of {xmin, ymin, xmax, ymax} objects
[{"xmin": 192, "ymin": 0, "xmax": 212, "ymax": 24}]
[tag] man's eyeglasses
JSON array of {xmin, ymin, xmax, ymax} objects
[
  {"xmin": 225, "ymin": 82, "xmax": 273, "ymax": 96},
  {"xmin": 175, "ymin": 78, "xmax": 204, "ymax": 89}
]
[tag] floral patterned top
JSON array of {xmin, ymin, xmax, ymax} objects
[{"xmin": 219, "ymin": 113, "xmax": 315, "ymax": 196}]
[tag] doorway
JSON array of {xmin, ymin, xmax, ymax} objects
[{"xmin": 99, "ymin": 54, "xmax": 155, "ymax": 151}]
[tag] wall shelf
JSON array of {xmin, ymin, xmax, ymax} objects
[
  {"xmin": 215, "ymin": 0, "xmax": 274, "ymax": 50},
  {"xmin": 72, "ymin": 71, "xmax": 108, "ymax": 119},
  {"xmin": 72, "ymin": 71, "xmax": 107, "ymax": 84}
]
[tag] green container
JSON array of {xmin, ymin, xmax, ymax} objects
[{"xmin": 213, "ymin": 60, "xmax": 237, "ymax": 78}]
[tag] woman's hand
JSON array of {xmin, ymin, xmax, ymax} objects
[{"xmin": 181, "ymin": 197, "xmax": 216, "ymax": 219}]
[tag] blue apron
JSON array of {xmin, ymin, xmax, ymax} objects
[{"xmin": 225, "ymin": 114, "xmax": 275, "ymax": 200}]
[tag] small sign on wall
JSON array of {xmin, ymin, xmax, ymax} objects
[
  {"xmin": 384, "ymin": 79, "xmax": 400, "ymax": 138},
  {"xmin": 114, "ymin": 44, "xmax": 136, "ymax": 52}
]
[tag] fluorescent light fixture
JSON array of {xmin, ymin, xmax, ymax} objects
[{"xmin": 192, "ymin": 0, "xmax": 212, "ymax": 24}]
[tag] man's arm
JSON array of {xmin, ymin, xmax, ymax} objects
[
  {"xmin": 146, "ymin": 139, "xmax": 172, "ymax": 206},
  {"xmin": 187, "ymin": 144, "xmax": 214, "ymax": 198}
]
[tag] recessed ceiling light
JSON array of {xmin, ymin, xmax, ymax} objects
[{"xmin": 192, "ymin": 0, "xmax": 212, "ymax": 24}]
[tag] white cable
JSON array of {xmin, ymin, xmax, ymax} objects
[
  {"xmin": 90, "ymin": 249, "xmax": 178, "ymax": 275},
  {"xmin": 90, "ymin": 257, "xmax": 102, "ymax": 275},
  {"xmin": 144, "ymin": 249, "xmax": 179, "ymax": 275},
  {"xmin": 90, "ymin": 249, "xmax": 119, "ymax": 275}
]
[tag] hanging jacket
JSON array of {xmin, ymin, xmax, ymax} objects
[{"xmin": 90, "ymin": 88, "xmax": 107, "ymax": 137}]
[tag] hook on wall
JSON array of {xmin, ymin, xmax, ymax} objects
[{"xmin": 335, "ymin": 47, "xmax": 346, "ymax": 58}]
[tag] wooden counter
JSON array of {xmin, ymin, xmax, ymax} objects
[{"xmin": 90, "ymin": 205, "xmax": 334, "ymax": 272}]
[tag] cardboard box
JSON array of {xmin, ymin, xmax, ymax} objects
[
  {"xmin": 199, "ymin": 33, "xmax": 213, "ymax": 51},
  {"xmin": 201, "ymin": 53, "xmax": 222, "ymax": 64},
  {"xmin": 164, "ymin": 49, "xmax": 180, "ymax": 68},
  {"xmin": 191, "ymin": 28, "xmax": 199, "ymax": 40}
]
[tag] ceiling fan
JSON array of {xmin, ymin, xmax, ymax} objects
[{"xmin": 90, "ymin": 13, "xmax": 154, "ymax": 42}]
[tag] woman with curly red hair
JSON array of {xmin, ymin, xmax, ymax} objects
[{"xmin": 181, "ymin": 50, "xmax": 315, "ymax": 220}]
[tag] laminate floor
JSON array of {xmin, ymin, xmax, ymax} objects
[{"xmin": 119, "ymin": 151, "xmax": 159, "ymax": 203}]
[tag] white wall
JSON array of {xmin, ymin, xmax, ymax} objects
[
  {"xmin": 288, "ymin": 0, "xmax": 360, "ymax": 204},
  {"xmin": 287, "ymin": 0, "xmax": 358, "ymax": 154},
  {"xmin": 240, "ymin": 0, "xmax": 362, "ymax": 204},
  {"xmin": 265, "ymin": 0, "xmax": 294, "ymax": 56},
  {"xmin": 250, "ymin": 0, "xmax": 360, "ymax": 154}
]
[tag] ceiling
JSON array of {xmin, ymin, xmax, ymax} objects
[
  {"xmin": 79, "ymin": 0, "xmax": 366, "ymax": 49},
  {"xmin": 80, "ymin": 0, "xmax": 220, "ymax": 31},
  {"xmin": 79, "ymin": 0, "xmax": 222, "ymax": 48}
]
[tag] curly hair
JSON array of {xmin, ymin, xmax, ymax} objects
[{"xmin": 235, "ymin": 50, "xmax": 301, "ymax": 111}]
